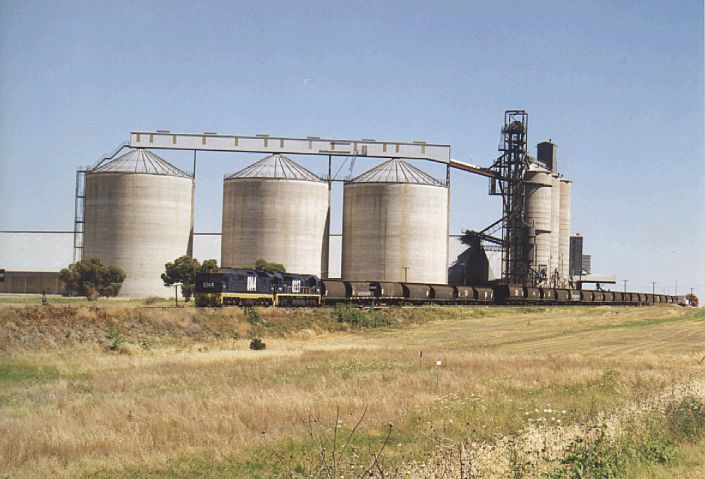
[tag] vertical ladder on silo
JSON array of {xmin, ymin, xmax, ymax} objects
[{"xmin": 73, "ymin": 169, "xmax": 87, "ymax": 263}]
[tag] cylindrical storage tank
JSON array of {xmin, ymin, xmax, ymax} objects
[
  {"xmin": 550, "ymin": 174, "xmax": 561, "ymax": 281},
  {"xmin": 221, "ymin": 154, "xmax": 328, "ymax": 276},
  {"xmin": 83, "ymin": 149, "xmax": 194, "ymax": 297},
  {"xmin": 559, "ymin": 179, "xmax": 572, "ymax": 279},
  {"xmin": 524, "ymin": 168, "xmax": 553, "ymax": 279},
  {"xmin": 342, "ymin": 159, "xmax": 448, "ymax": 284}
]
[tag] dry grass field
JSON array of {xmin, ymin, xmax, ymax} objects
[{"xmin": 1, "ymin": 301, "xmax": 704, "ymax": 478}]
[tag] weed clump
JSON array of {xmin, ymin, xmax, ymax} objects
[
  {"xmin": 552, "ymin": 426, "xmax": 622, "ymax": 478},
  {"xmin": 244, "ymin": 307, "xmax": 261, "ymax": 325},
  {"xmin": 333, "ymin": 304, "xmax": 391, "ymax": 328},
  {"xmin": 551, "ymin": 395, "xmax": 705, "ymax": 479},
  {"xmin": 249, "ymin": 338, "xmax": 266, "ymax": 350},
  {"xmin": 105, "ymin": 330, "xmax": 124, "ymax": 352},
  {"xmin": 664, "ymin": 396, "xmax": 705, "ymax": 442}
]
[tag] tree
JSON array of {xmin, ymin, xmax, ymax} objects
[
  {"xmin": 162, "ymin": 256, "xmax": 220, "ymax": 301},
  {"xmin": 201, "ymin": 259, "xmax": 220, "ymax": 273},
  {"xmin": 59, "ymin": 258, "xmax": 126, "ymax": 300},
  {"xmin": 254, "ymin": 258, "xmax": 286, "ymax": 273}
]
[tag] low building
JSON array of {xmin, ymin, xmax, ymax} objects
[{"xmin": 0, "ymin": 271, "xmax": 63, "ymax": 295}]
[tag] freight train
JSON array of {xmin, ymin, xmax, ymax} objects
[{"xmin": 194, "ymin": 268, "xmax": 685, "ymax": 307}]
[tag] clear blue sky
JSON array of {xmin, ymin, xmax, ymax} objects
[{"xmin": 1, "ymin": 0, "xmax": 702, "ymax": 297}]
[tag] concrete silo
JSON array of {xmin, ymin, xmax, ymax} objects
[
  {"xmin": 82, "ymin": 149, "xmax": 194, "ymax": 297},
  {"xmin": 559, "ymin": 178, "xmax": 572, "ymax": 280},
  {"xmin": 342, "ymin": 159, "xmax": 448, "ymax": 284},
  {"xmin": 549, "ymin": 174, "xmax": 561, "ymax": 282},
  {"xmin": 523, "ymin": 167, "xmax": 553, "ymax": 281},
  {"xmin": 221, "ymin": 154, "xmax": 328, "ymax": 276}
]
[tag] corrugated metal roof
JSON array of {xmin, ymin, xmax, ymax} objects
[
  {"xmin": 226, "ymin": 154, "xmax": 322, "ymax": 182},
  {"xmin": 350, "ymin": 159, "xmax": 444, "ymax": 186},
  {"xmin": 90, "ymin": 149, "xmax": 191, "ymax": 177}
]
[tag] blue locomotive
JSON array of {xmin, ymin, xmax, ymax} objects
[{"xmin": 195, "ymin": 268, "xmax": 322, "ymax": 307}]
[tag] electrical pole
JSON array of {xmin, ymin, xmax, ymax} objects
[
  {"xmin": 623, "ymin": 279, "xmax": 628, "ymax": 293},
  {"xmin": 675, "ymin": 280, "xmax": 678, "ymax": 295},
  {"xmin": 652, "ymin": 281, "xmax": 656, "ymax": 295}
]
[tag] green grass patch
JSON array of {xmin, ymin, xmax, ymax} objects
[
  {"xmin": 490, "ymin": 309, "xmax": 705, "ymax": 349},
  {"xmin": 0, "ymin": 362, "xmax": 60, "ymax": 383}
]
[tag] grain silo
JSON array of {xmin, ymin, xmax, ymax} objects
[
  {"xmin": 549, "ymin": 174, "xmax": 561, "ymax": 282},
  {"xmin": 523, "ymin": 167, "xmax": 553, "ymax": 281},
  {"xmin": 341, "ymin": 159, "xmax": 448, "ymax": 284},
  {"xmin": 559, "ymin": 178, "xmax": 572, "ymax": 279},
  {"xmin": 221, "ymin": 154, "xmax": 328, "ymax": 276},
  {"xmin": 82, "ymin": 149, "xmax": 194, "ymax": 297}
]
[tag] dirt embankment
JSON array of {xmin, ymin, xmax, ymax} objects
[{"xmin": 0, "ymin": 305, "xmax": 451, "ymax": 353}]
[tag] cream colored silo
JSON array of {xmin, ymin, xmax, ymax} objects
[
  {"xmin": 550, "ymin": 174, "xmax": 561, "ymax": 283},
  {"xmin": 221, "ymin": 154, "xmax": 328, "ymax": 276},
  {"xmin": 342, "ymin": 159, "xmax": 448, "ymax": 284},
  {"xmin": 559, "ymin": 178, "xmax": 572, "ymax": 280},
  {"xmin": 82, "ymin": 149, "xmax": 194, "ymax": 297},
  {"xmin": 523, "ymin": 167, "xmax": 553, "ymax": 281}
]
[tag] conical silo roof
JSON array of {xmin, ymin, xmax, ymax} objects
[
  {"xmin": 226, "ymin": 154, "xmax": 322, "ymax": 182},
  {"xmin": 91, "ymin": 149, "xmax": 191, "ymax": 177},
  {"xmin": 350, "ymin": 159, "xmax": 444, "ymax": 186}
]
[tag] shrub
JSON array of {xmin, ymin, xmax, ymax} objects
[
  {"xmin": 249, "ymin": 338, "xmax": 266, "ymax": 350},
  {"xmin": 333, "ymin": 304, "xmax": 391, "ymax": 328},
  {"xmin": 636, "ymin": 436, "xmax": 675, "ymax": 465},
  {"xmin": 86, "ymin": 288, "xmax": 99, "ymax": 301},
  {"xmin": 664, "ymin": 396, "xmax": 705, "ymax": 442},
  {"xmin": 244, "ymin": 307, "xmax": 261, "ymax": 325},
  {"xmin": 106, "ymin": 330, "xmax": 125, "ymax": 352},
  {"xmin": 552, "ymin": 427, "xmax": 622, "ymax": 479},
  {"xmin": 334, "ymin": 304, "xmax": 365, "ymax": 325},
  {"xmin": 552, "ymin": 396, "xmax": 705, "ymax": 479}
]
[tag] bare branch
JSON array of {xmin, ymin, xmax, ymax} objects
[
  {"xmin": 359, "ymin": 422, "xmax": 393, "ymax": 479},
  {"xmin": 339, "ymin": 404, "xmax": 368, "ymax": 461},
  {"xmin": 261, "ymin": 432, "xmax": 295, "ymax": 479},
  {"xmin": 306, "ymin": 411, "xmax": 332, "ymax": 478},
  {"xmin": 332, "ymin": 405, "xmax": 340, "ymax": 475}
]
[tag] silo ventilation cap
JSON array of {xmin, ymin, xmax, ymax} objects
[
  {"xmin": 226, "ymin": 154, "xmax": 322, "ymax": 182},
  {"xmin": 350, "ymin": 159, "xmax": 444, "ymax": 186},
  {"xmin": 90, "ymin": 149, "xmax": 191, "ymax": 177}
]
